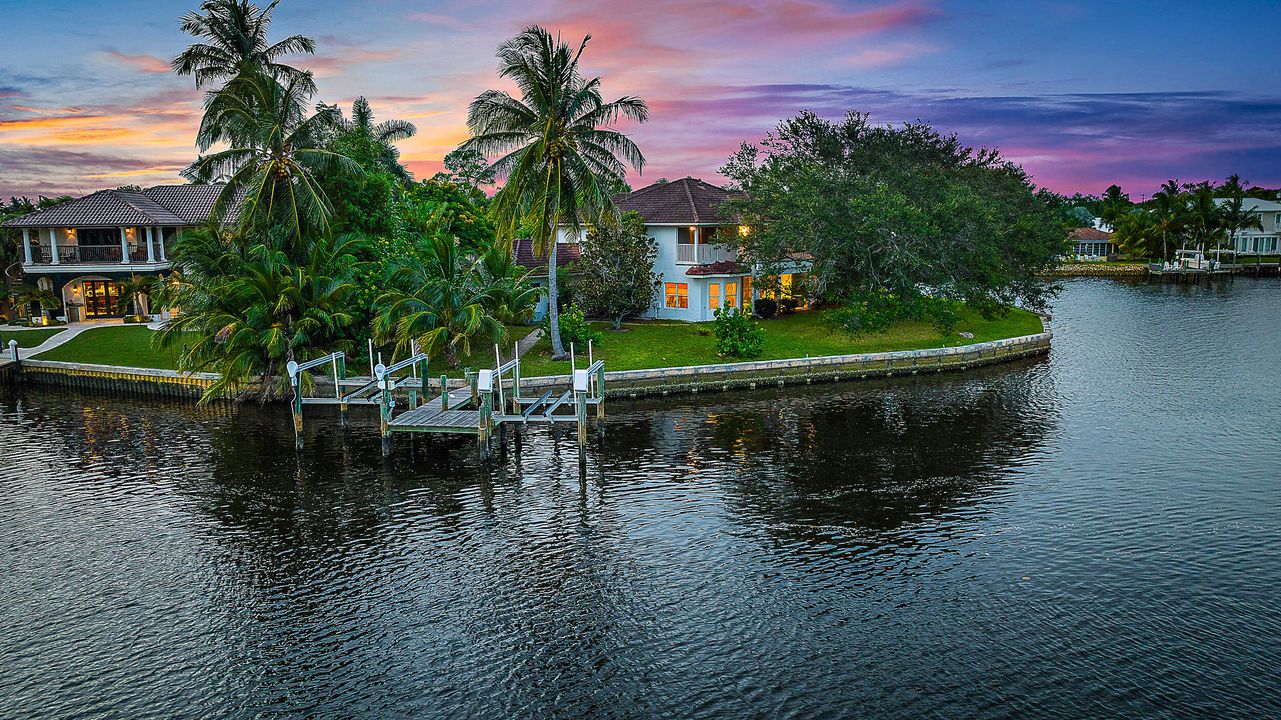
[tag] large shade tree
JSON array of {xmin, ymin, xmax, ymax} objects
[
  {"xmin": 172, "ymin": 0, "xmax": 316, "ymax": 92},
  {"xmin": 460, "ymin": 26, "xmax": 648, "ymax": 359},
  {"xmin": 721, "ymin": 111, "xmax": 1071, "ymax": 332}
]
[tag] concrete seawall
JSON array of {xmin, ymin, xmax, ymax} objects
[{"xmin": 4, "ymin": 332, "xmax": 1052, "ymax": 403}]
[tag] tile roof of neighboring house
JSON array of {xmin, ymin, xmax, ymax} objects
[
  {"xmin": 141, "ymin": 184, "xmax": 228, "ymax": 224},
  {"xmin": 1, "ymin": 184, "xmax": 228, "ymax": 228},
  {"xmin": 513, "ymin": 238, "xmax": 581, "ymax": 276},
  {"xmin": 685, "ymin": 260, "xmax": 749, "ymax": 276},
  {"xmin": 1069, "ymin": 226, "xmax": 1113, "ymax": 241},
  {"xmin": 615, "ymin": 177, "xmax": 743, "ymax": 225}
]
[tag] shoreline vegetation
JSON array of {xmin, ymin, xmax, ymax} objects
[{"xmin": 24, "ymin": 308, "xmax": 1045, "ymax": 380}]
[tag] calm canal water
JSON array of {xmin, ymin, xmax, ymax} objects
[{"xmin": 2, "ymin": 279, "xmax": 1280, "ymax": 719}]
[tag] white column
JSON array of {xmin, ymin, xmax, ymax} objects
[
  {"xmin": 120, "ymin": 227, "xmax": 130, "ymax": 264},
  {"xmin": 21, "ymin": 229, "xmax": 32, "ymax": 264},
  {"xmin": 49, "ymin": 228, "xmax": 59, "ymax": 265},
  {"xmin": 145, "ymin": 227, "xmax": 156, "ymax": 263}
]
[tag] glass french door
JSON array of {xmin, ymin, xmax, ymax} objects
[{"xmin": 82, "ymin": 280, "xmax": 122, "ymax": 318}]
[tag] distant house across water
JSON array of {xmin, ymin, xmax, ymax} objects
[
  {"xmin": 1214, "ymin": 198, "xmax": 1281, "ymax": 255},
  {"xmin": 1068, "ymin": 223, "xmax": 1118, "ymax": 259}
]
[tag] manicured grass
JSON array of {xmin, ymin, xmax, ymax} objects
[
  {"xmin": 515, "ymin": 307, "xmax": 1044, "ymax": 378},
  {"xmin": 1, "ymin": 327, "xmax": 64, "ymax": 349},
  {"xmin": 34, "ymin": 326, "xmax": 181, "ymax": 369}
]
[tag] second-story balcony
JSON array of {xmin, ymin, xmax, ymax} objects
[
  {"xmin": 677, "ymin": 243, "xmax": 739, "ymax": 265},
  {"xmin": 25, "ymin": 243, "xmax": 165, "ymax": 269}
]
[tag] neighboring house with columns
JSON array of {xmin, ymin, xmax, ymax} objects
[{"xmin": 3, "ymin": 184, "xmax": 225, "ymax": 321}]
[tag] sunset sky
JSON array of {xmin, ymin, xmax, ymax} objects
[{"xmin": 2, "ymin": 0, "xmax": 1279, "ymax": 200}]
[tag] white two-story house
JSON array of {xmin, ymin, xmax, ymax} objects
[
  {"xmin": 1215, "ymin": 197, "xmax": 1281, "ymax": 255},
  {"xmin": 4, "ymin": 184, "xmax": 225, "ymax": 321},
  {"xmin": 563, "ymin": 177, "xmax": 808, "ymax": 322}
]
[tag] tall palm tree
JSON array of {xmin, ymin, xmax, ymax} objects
[
  {"xmin": 1219, "ymin": 174, "xmax": 1264, "ymax": 258},
  {"xmin": 1150, "ymin": 179, "xmax": 1185, "ymax": 262},
  {"xmin": 1185, "ymin": 182, "xmax": 1224, "ymax": 259},
  {"xmin": 184, "ymin": 69, "xmax": 360, "ymax": 241},
  {"xmin": 374, "ymin": 224, "xmax": 506, "ymax": 369},
  {"xmin": 327, "ymin": 97, "xmax": 418, "ymax": 183},
  {"xmin": 172, "ymin": 0, "xmax": 316, "ymax": 93},
  {"xmin": 461, "ymin": 26, "xmax": 648, "ymax": 359}
]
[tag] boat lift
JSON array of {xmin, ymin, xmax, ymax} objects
[{"xmin": 287, "ymin": 340, "xmax": 605, "ymax": 456}]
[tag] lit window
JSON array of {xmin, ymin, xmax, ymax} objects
[
  {"xmin": 665, "ymin": 282, "xmax": 688, "ymax": 309},
  {"xmin": 709, "ymin": 283, "xmax": 720, "ymax": 310},
  {"xmin": 725, "ymin": 282, "xmax": 738, "ymax": 308}
]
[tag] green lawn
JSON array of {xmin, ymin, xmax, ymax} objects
[
  {"xmin": 1, "ymin": 327, "xmax": 64, "ymax": 349},
  {"xmin": 515, "ymin": 307, "xmax": 1044, "ymax": 378},
  {"xmin": 34, "ymin": 326, "xmax": 181, "ymax": 369}
]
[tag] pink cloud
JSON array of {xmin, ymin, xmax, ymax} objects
[{"xmin": 102, "ymin": 50, "xmax": 171, "ymax": 74}]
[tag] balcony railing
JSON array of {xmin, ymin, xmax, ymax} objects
[
  {"xmin": 24, "ymin": 244, "xmax": 165, "ymax": 265},
  {"xmin": 677, "ymin": 243, "xmax": 740, "ymax": 265}
]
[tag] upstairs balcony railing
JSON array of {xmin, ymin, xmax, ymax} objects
[
  {"xmin": 677, "ymin": 243, "xmax": 740, "ymax": 265},
  {"xmin": 24, "ymin": 244, "xmax": 163, "ymax": 265}
]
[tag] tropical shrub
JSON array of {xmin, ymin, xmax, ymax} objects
[
  {"xmin": 713, "ymin": 307, "xmax": 764, "ymax": 358},
  {"xmin": 373, "ymin": 211, "xmax": 507, "ymax": 369},
  {"xmin": 542, "ymin": 303, "xmax": 600, "ymax": 350},
  {"xmin": 753, "ymin": 298, "xmax": 778, "ymax": 319},
  {"xmin": 159, "ymin": 227, "xmax": 364, "ymax": 401}
]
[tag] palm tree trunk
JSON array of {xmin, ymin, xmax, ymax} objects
[
  {"xmin": 547, "ymin": 237, "xmax": 565, "ymax": 358},
  {"xmin": 547, "ymin": 159, "xmax": 567, "ymax": 360}
]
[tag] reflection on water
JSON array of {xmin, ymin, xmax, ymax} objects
[{"xmin": 2, "ymin": 278, "xmax": 1280, "ymax": 719}]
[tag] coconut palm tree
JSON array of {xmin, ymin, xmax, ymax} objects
[
  {"xmin": 1185, "ymin": 182, "xmax": 1225, "ymax": 259},
  {"xmin": 172, "ymin": 0, "xmax": 316, "ymax": 93},
  {"xmin": 478, "ymin": 246, "xmax": 540, "ymax": 325},
  {"xmin": 374, "ymin": 213, "xmax": 506, "ymax": 368},
  {"xmin": 327, "ymin": 97, "xmax": 418, "ymax": 183},
  {"xmin": 184, "ymin": 69, "xmax": 360, "ymax": 241},
  {"xmin": 1150, "ymin": 179, "xmax": 1185, "ymax": 262},
  {"xmin": 460, "ymin": 26, "xmax": 648, "ymax": 359},
  {"xmin": 159, "ymin": 227, "xmax": 363, "ymax": 401},
  {"xmin": 1219, "ymin": 174, "xmax": 1264, "ymax": 259}
]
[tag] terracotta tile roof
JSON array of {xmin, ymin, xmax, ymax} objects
[
  {"xmin": 513, "ymin": 238, "xmax": 581, "ymax": 275},
  {"xmin": 2, "ymin": 183, "xmax": 228, "ymax": 228},
  {"xmin": 685, "ymin": 260, "xmax": 749, "ymax": 276},
  {"xmin": 615, "ymin": 177, "xmax": 742, "ymax": 225},
  {"xmin": 1068, "ymin": 226, "xmax": 1113, "ymax": 241}
]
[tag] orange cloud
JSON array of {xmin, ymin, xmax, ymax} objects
[{"xmin": 102, "ymin": 50, "xmax": 171, "ymax": 74}]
